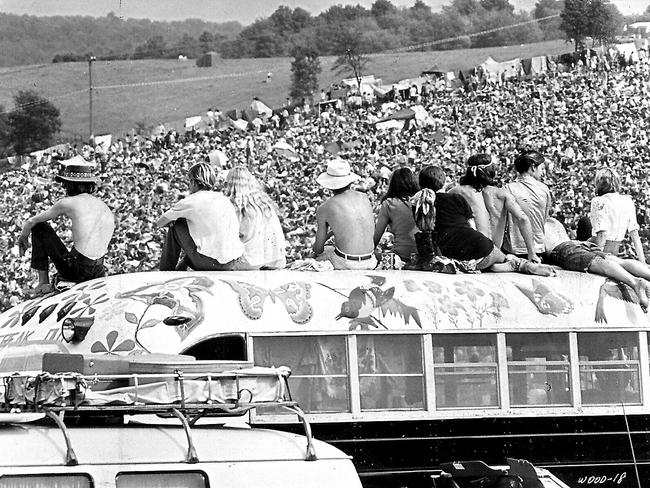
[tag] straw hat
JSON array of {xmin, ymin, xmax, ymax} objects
[
  {"xmin": 55, "ymin": 155, "xmax": 100, "ymax": 184},
  {"xmin": 316, "ymin": 158, "xmax": 359, "ymax": 190}
]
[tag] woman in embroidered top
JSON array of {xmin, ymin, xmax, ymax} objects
[
  {"xmin": 223, "ymin": 166, "xmax": 287, "ymax": 270},
  {"xmin": 589, "ymin": 168, "xmax": 646, "ymax": 264},
  {"xmin": 373, "ymin": 167, "xmax": 419, "ymax": 263}
]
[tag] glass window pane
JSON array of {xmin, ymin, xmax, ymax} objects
[
  {"xmin": 507, "ymin": 333, "xmax": 571, "ymax": 406},
  {"xmin": 117, "ymin": 473, "xmax": 206, "ymax": 488},
  {"xmin": 433, "ymin": 334, "xmax": 498, "ymax": 408},
  {"xmin": 254, "ymin": 336, "xmax": 349, "ymax": 413},
  {"xmin": 357, "ymin": 335, "xmax": 424, "ymax": 411},
  {"xmin": 578, "ymin": 332, "xmax": 640, "ymax": 405},
  {"xmin": 0, "ymin": 476, "xmax": 91, "ymax": 488}
]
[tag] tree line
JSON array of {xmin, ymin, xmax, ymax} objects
[{"xmin": 0, "ymin": 12, "xmax": 241, "ymax": 67}]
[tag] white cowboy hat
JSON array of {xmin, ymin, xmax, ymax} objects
[{"xmin": 316, "ymin": 158, "xmax": 359, "ymax": 190}]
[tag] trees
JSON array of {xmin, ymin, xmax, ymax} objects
[
  {"xmin": 332, "ymin": 47, "xmax": 370, "ymax": 93},
  {"xmin": 289, "ymin": 46, "xmax": 322, "ymax": 103},
  {"xmin": 534, "ymin": 0, "xmax": 563, "ymax": 40},
  {"xmin": 560, "ymin": 0, "xmax": 621, "ymax": 50},
  {"xmin": 7, "ymin": 90, "xmax": 61, "ymax": 155}
]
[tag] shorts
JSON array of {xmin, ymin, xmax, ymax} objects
[{"xmin": 548, "ymin": 241, "xmax": 608, "ymax": 272}]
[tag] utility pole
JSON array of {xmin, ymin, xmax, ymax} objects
[{"xmin": 88, "ymin": 56, "xmax": 96, "ymax": 142}]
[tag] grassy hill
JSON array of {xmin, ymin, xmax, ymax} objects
[{"xmin": 0, "ymin": 39, "xmax": 573, "ymax": 141}]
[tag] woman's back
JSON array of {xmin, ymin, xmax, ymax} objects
[{"xmin": 377, "ymin": 197, "xmax": 417, "ymax": 261}]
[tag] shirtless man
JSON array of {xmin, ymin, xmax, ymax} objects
[
  {"xmin": 17, "ymin": 157, "xmax": 114, "ymax": 296},
  {"xmin": 449, "ymin": 153, "xmax": 540, "ymax": 263},
  {"xmin": 313, "ymin": 158, "xmax": 377, "ymax": 270}
]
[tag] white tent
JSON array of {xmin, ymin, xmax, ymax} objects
[{"xmin": 250, "ymin": 99, "xmax": 272, "ymax": 118}]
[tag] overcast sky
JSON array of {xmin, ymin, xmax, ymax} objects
[{"xmin": 0, "ymin": 0, "xmax": 646, "ymax": 24}]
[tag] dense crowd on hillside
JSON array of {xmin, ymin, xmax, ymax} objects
[{"xmin": 2, "ymin": 56, "xmax": 650, "ymax": 310}]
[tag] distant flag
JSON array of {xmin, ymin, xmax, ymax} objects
[{"xmin": 94, "ymin": 134, "xmax": 112, "ymax": 153}]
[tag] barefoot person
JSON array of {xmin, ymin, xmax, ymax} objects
[
  {"xmin": 544, "ymin": 217, "xmax": 649, "ymax": 311},
  {"xmin": 313, "ymin": 158, "xmax": 377, "ymax": 270},
  {"xmin": 449, "ymin": 153, "xmax": 541, "ymax": 263},
  {"xmin": 17, "ymin": 157, "xmax": 114, "ymax": 296}
]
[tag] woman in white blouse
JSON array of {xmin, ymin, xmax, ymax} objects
[
  {"xmin": 589, "ymin": 168, "xmax": 646, "ymax": 263},
  {"xmin": 223, "ymin": 166, "xmax": 287, "ymax": 270}
]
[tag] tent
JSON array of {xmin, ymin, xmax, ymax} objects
[
  {"xmin": 522, "ymin": 56, "xmax": 548, "ymax": 76},
  {"xmin": 421, "ymin": 65, "xmax": 446, "ymax": 77},
  {"xmin": 272, "ymin": 140, "xmax": 298, "ymax": 159},
  {"xmin": 185, "ymin": 116, "xmax": 202, "ymax": 129},
  {"xmin": 196, "ymin": 51, "xmax": 219, "ymax": 67},
  {"xmin": 250, "ymin": 99, "xmax": 272, "ymax": 118}
]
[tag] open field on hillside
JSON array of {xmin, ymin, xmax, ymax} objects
[{"xmin": 0, "ymin": 39, "xmax": 572, "ymax": 140}]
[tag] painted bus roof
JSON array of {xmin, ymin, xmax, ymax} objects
[
  {"xmin": 0, "ymin": 270, "xmax": 647, "ymax": 356},
  {"xmin": 0, "ymin": 423, "xmax": 347, "ymax": 466}
]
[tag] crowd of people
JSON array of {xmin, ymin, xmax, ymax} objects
[{"xmin": 3, "ymin": 55, "xmax": 650, "ymax": 311}]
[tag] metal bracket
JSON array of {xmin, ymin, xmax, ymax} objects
[
  {"xmin": 172, "ymin": 408, "xmax": 199, "ymax": 463},
  {"xmin": 284, "ymin": 404, "xmax": 317, "ymax": 461},
  {"xmin": 45, "ymin": 410, "xmax": 78, "ymax": 466}
]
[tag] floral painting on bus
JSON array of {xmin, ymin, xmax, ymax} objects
[{"xmin": 0, "ymin": 270, "xmax": 648, "ymax": 356}]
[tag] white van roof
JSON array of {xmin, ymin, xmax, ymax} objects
[{"xmin": 0, "ymin": 424, "xmax": 349, "ymax": 467}]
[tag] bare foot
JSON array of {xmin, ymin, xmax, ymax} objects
[
  {"xmin": 522, "ymin": 261, "xmax": 557, "ymax": 277},
  {"xmin": 23, "ymin": 283, "xmax": 54, "ymax": 298},
  {"xmin": 633, "ymin": 279, "xmax": 649, "ymax": 313}
]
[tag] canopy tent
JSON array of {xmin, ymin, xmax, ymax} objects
[
  {"xmin": 421, "ymin": 65, "xmax": 446, "ymax": 77},
  {"xmin": 184, "ymin": 116, "xmax": 202, "ymax": 129},
  {"xmin": 522, "ymin": 56, "xmax": 548, "ymax": 76},
  {"xmin": 480, "ymin": 57, "xmax": 522, "ymax": 81}
]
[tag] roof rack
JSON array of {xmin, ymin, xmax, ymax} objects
[{"xmin": 0, "ymin": 367, "xmax": 317, "ymax": 465}]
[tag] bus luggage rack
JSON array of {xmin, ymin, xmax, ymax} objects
[{"xmin": 0, "ymin": 367, "xmax": 317, "ymax": 465}]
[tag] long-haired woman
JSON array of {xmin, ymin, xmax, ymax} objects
[
  {"xmin": 223, "ymin": 165, "xmax": 286, "ymax": 270},
  {"xmin": 373, "ymin": 167, "xmax": 420, "ymax": 263}
]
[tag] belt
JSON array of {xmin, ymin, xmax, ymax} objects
[{"xmin": 334, "ymin": 247, "xmax": 374, "ymax": 261}]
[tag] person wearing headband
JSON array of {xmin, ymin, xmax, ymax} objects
[{"xmin": 449, "ymin": 153, "xmax": 540, "ymax": 263}]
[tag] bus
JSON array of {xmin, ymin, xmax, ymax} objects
[{"xmin": 0, "ymin": 269, "xmax": 648, "ymax": 488}]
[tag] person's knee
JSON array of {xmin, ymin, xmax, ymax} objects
[{"xmin": 31, "ymin": 222, "xmax": 53, "ymax": 235}]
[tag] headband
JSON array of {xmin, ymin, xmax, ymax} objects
[{"xmin": 469, "ymin": 162, "xmax": 492, "ymax": 177}]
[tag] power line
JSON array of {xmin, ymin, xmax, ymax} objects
[
  {"xmin": 0, "ymin": 88, "xmax": 89, "ymax": 115},
  {"xmin": 93, "ymin": 69, "xmax": 265, "ymax": 90},
  {"xmin": 382, "ymin": 14, "xmax": 561, "ymax": 54}
]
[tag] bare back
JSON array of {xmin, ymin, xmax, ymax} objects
[
  {"xmin": 61, "ymin": 194, "xmax": 115, "ymax": 259},
  {"xmin": 449, "ymin": 185, "xmax": 491, "ymax": 238},
  {"xmin": 481, "ymin": 186, "xmax": 508, "ymax": 248},
  {"xmin": 318, "ymin": 190, "xmax": 375, "ymax": 255}
]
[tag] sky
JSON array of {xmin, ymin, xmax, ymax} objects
[{"xmin": 0, "ymin": 0, "xmax": 646, "ymax": 24}]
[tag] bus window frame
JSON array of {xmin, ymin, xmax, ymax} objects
[
  {"xmin": 115, "ymin": 470, "xmax": 209, "ymax": 488},
  {"xmin": 0, "ymin": 473, "xmax": 94, "ymax": 488},
  {"xmin": 247, "ymin": 330, "xmax": 650, "ymax": 423}
]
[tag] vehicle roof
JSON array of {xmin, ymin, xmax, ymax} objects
[
  {"xmin": 0, "ymin": 270, "xmax": 646, "ymax": 359},
  {"xmin": 0, "ymin": 423, "xmax": 347, "ymax": 467}
]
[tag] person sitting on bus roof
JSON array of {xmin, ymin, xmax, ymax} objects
[
  {"xmin": 17, "ymin": 158, "xmax": 114, "ymax": 297},
  {"xmin": 157, "ymin": 162, "xmax": 243, "ymax": 271},
  {"xmin": 448, "ymin": 153, "xmax": 541, "ymax": 263},
  {"xmin": 544, "ymin": 217, "xmax": 650, "ymax": 311},
  {"xmin": 503, "ymin": 150, "xmax": 552, "ymax": 261},
  {"xmin": 312, "ymin": 158, "xmax": 377, "ymax": 270},
  {"xmin": 412, "ymin": 171, "xmax": 554, "ymax": 276}
]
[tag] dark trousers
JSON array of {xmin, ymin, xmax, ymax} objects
[
  {"xmin": 31, "ymin": 222, "xmax": 106, "ymax": 282},
  {"xmin": 159, "ymin": 219, "xmax": 234, "ymax": 271}
]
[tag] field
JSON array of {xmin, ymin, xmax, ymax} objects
[{"xmin": 0, "ymin": 39, "xmax": 573, "ymax": 140}]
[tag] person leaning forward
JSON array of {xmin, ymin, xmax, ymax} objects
[
  {"xmin": 17, "ymin": 156, "xmax": 115, "ymax": 297},
  {"xmin": 157, "ymin": 162, "xmax": 243, "ymax": 271},
  {"xmin": 312, "ymin": 158, "xmax": 377, "ymax": 270}
]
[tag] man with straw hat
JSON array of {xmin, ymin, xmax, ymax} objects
[
  {"xmin": 17, "ymin": 155, "xmax": 114, "ymax": 297},
  {"xmin": 312, "ymin": 158, "xmax": 377, "ymax": 270}
]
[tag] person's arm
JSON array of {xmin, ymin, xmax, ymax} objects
[
  {"xmin": 503, "ymin": 192, "xmax": 540, "ymax": 263},
  {"xmin": 156, "ymin": 198, "xmax": 189, "ymax": 227},
  {"xmin": 592, "ymin": 230, "xmax": 607, "ymax": 249},
  {"xmin": 312, "ymin": 205, "xmax": 329, "ymax": 256},
  {"xmin": 17, "ymin": 199, "xmax": 70, "ymax": 256},
  {"xmin": 373, "ymin": 202, "xmax": 390, "ymax": 247},
  {"xmin": 630, "ymin": 229, "xmax": 646, "ymax": 264}
]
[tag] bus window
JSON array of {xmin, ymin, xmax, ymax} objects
[
  {"xmin": 0, "ymin": 475, "xmax": 91, "ymax": 488},
  {"xmin": 506, "ymin": 333, "xmax": 571, "ymax": 407},
  {"xmin": 356, "ymin": 335, "xmax": 424, "ymax": 411},
  {"xmin": 183, "ymin": 335, "xmax": 247, "ymax": 360},
  {"xmin": 433, "ymin": 334, "xmax": 498, "ymax": 409},
  {"xmin": 116, "ymin": 472, "xmax": 207, "ymax": 488},
  {"xmin": 578, "ymin": 332, "xmax": 641, "ymax": 405},
  {"xmin": 253, "ymin": 336, "xmax": 349, "ymax": 413}
]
